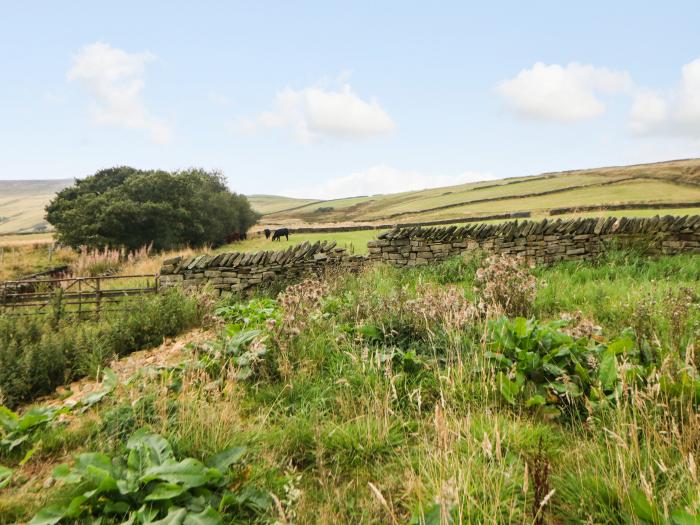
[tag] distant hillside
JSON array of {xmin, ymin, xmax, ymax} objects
[
  {"xmin": 0, "ymin": 179, "xmax": 72, "ymax": 234},
  {"xmin": 3, "ymin": 159, "xmax": 700, "ymax": 234},
  {"xmin": 246, "ymin": 194, "xmax": 321, "ymax": 215},
  {"xmin": 263, "ymin": 158, "xmax": 700, "ymax": 225}
]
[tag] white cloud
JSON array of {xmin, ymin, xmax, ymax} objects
[
  {"xmin": 630, "ymin": 57, "xmax": 700, "ymax": 139},
  {"xmin": 254, "ymin": 83, "xmax": 395, "ymax": 143},
  {"xmin": 498, "ymin": 62, "xmax": 633, "ymax": 122},
  {"xmin": 283, "ymin": 165, "xmax": 495, "ymax": 200},
  {"xmin": 68, "ymin": 42, "xmax": 171, "ymax": 143}
]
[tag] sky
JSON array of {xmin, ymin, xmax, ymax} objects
[{"xmin": 1, "ymin": 1, "xmax": 699, "ymax": 199}]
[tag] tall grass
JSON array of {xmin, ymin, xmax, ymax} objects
[{"xmin": 2, "ymin": 250, "xmax": 699, "ymax": 524}]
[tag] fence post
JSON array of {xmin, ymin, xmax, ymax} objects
[
  {"xmin": 95, "ymin": 276, "xmax": 101, "ymax": 319},
  {"xmin": 78, "ymin": 278, "xmax": 82, "ymax": 318}
]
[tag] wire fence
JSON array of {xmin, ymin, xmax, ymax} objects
[{"xmin": 0, "ymin": 274, "xmax": 160, "ymax": 318}]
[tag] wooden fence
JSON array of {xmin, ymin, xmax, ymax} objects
[{"xmin": 0, "ymin": 274, "xmax": 160, "ymax": 318}]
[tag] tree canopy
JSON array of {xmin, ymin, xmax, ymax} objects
[{"xmin": 46, "ymin": 167, "xmax": 259, "ymax": 251}]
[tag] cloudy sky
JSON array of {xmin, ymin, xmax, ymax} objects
[{"xmin": 1, "ymin": 1, "xmax": 699, "ymax": 198}]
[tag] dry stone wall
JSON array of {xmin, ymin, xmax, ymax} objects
[
  {"xmin": 159, "ymin": 240, "xmax": 367, "ymax": 294},
  {"xmin": 160, "ymin": 215, "xmax": 700, "ymax": 292},
  {"xmin": 367, "ymin": 215, "xmax": 700, "ymax": 266}
]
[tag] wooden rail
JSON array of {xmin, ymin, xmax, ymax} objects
[{"xmin": 0, "ymin": 274, "xmax": 160, "ymax": 318}]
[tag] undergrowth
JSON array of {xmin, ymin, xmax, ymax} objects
[{"xmin": 1, "ymin": 249, "xmax": 699, "ymax": 524}]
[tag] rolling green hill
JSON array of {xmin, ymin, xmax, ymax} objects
[
  {"xmin": 263, "ymin": 158, "xmax": 700, "ymax": 225},
  {"xmin": 0, "ymin": 179, "xmax": 72, "ymax": 234},
  {"xmin": 246, "ymin": 194, "xmax": 321, "ymax": 214},
  {"xmin": 3, "ymin": 159, "xmax": 700, "ymax": 235}
]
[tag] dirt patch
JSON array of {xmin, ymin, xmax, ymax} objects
[{"xmin": 41, "ymin": 328, "xmax": 214, "ymax": 411}]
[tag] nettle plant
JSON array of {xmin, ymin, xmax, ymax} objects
[
  {"xmin": 30, "ymin": 428, "xmax": 269, "ymax": 525},
  {"xmin": 486, "ymin": 317, "xmax": 637, "ymax": 419}
]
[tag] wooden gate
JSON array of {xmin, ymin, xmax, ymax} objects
[{"xmin": 0, "ymin": 274, "xmax": 160, "ymax": 317}]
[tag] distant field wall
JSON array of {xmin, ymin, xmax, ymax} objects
[
  {"xmin": 549, "ymin": 201, "xmax": 700, "ymax": 215},
  {"xmin": 162, "ymin": 215, "xmax": 699, "ymax": 293},
  {"xmin": 274, "ymin": 211, "xmax": 531, "ymax": 234},
  {"xmin": 368, "ymin": 215, "xmax": 700, "ymax": 267}
]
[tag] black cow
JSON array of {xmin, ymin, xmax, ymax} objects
[
  {"xmin": 271, "ymin": 228, "xmax": 289, "ymax": 241},
  {"xmin": 264, "ymin": 228, "xmax": 271, "ymax": 239},
  {"xmin": 221, "ymin": 231, "xmax": 248, "ymax": 244}
]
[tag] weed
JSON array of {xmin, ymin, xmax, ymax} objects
[
  {"xmin": 29, "ymin": 428, "xmax": 270, "ymax": 524},
  {"xmin": 475, "ymin": 254, "xmax": 539, "ymax": 318}
]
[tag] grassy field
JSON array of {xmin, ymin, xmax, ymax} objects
[
  {"xmin": 1, "ymin": 249, "xmax": 699, "ymax": 524},
  {"xmin": 4, "ymin": 205, "xmax": 700, "ymax": 281},
  {"xmin": 262, "ymin": 158, "xmax": 700, "ymax": 226},
  {"xmin": 219, "ymin": 229, "xmax": 387, "ymax": 255},
  {"xmin": 247, "ymin": 194, "xmax": 321, "ymax": 215},
  {"xmin": 398, "ymin": 179, "xmax": 700, "ymax": 221},
  {"xmin": 0, "ymin": 180, "xmax": 71, "ymax": 234}
]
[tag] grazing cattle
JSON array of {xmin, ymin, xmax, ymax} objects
[
  {"xmin": 264, "ymin": 228, "xmax": 271, "ymax": 239},
  {"xmin": 271, "ymin": 228, "xmax": 289, "ymax": 241},
  {"xmin": 221, "ymin": 231, "xmax": 248, "ymax": 244}
]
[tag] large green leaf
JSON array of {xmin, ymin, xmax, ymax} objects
[
  {"xmin": 28, "ymin": 505, "xmax": 66, "ymax": 525},
  {"xmin": 525, "ymin": 395, "xmax": 546, "ymax": 407},
  {"xmin": 599, "ymin": 350, "xmax": 618, "ymax": 391},
  {"xmin": 144, "ymin": 482, "xmax": 190, "ymax": 501},
  {"xmin": 142, "ymin": 459, "xmax": 216, "ymax": 488},
  {"xmin": 127, "ymin": 429, "xmax": 174, "ymax": 468},
  {"xmin": 205, "ymin": 447, "xmax": 246, "ymax": 473},
  {"xmin": 0, "ymin": 406, "xmax": 19, "ymax": 431},
  {"xmin": 6, "ymin": 434, "xmax": 29, "ymax": 451},
  {"xmin": 17, "ymin": 407, "xmax": 54, "ymax": 431},
  {"xmin": 671, "ymin": 508, "xmax": 700, "ymax": 525},
  {"xmin": 497, "ymin": 372, "xmax": 519, "ymax": 405},
  {"xmin": 104, "ymin": 500, "xmax": 131, "ymax": 515},
  {"xmin": 607, "ymin": 336, "xmax": 634, "ymax": 355},
  {"xmin": 629, "ymin": 489, "xmax": 663, "ymax": 524},
  {"xmin": 0, "ymin": 465, "xmax": 12, "ymax": 489},
  {"xmin": 183, "ymin": 507, "xmax": 222, "ymax": 525},
  {"xmin": 53, "ymin": 463, "xmax": 82, "ymax": 484},
  {"xmin": 542, "ymin": 362, "xmax": 567, "ymax": 377},
  {"xmin": 150, "ymin": 508, "xmax": 187, "ymax": 525},
  {"xmin": 513, "ymin": 317, "xmax": 528, "ymax": 339}
]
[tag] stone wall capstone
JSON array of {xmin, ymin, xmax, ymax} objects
[
  {"xmin": 366, "ymin": 215, "xmax": 700, "ymax": 266},
  {"xmin": 159, "ymin": 240, "xmax": 367, "ymax": 294}
]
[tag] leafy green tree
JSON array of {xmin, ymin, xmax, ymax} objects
[{"xmin": 46, "ymin": 167, "xmax": 259, "ymax": 251}]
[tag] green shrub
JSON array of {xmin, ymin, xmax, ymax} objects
[
  {"xmin": 485, "ymin": 316, "xmax": 700, "ymax": 420},
  {"xmin": 0, "ymin": 289, "xmax": 200, "ymax": 408},
  {"xmin": 29, "ymin": 429, "xmax": 269, "ymax": 524}
]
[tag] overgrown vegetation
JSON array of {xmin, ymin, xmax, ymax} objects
[
  {"xmin": 0, "ymin": 288, "xmax": 201, "ymax": 408},
  {"xmin": 2, "ymin": 249, "xmax": 700, "ymax": 524}
]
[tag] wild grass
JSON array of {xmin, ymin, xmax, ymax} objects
[{"xmin": 2, "ymin": 250, "xmax": 699, "ymax": 524}]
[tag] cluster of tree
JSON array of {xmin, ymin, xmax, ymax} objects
[{"xmin": 46, "ymin": 167, "xmax": 259, "ymax": 251}]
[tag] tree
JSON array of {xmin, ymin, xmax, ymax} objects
[{"xmin": 46, "ymin": 167, "xmax": 259, "ymax": 251}]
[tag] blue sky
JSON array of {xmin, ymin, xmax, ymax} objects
[{"xmin": 1, "ymin": 1, "xmax": 699, "ymax": 198}]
